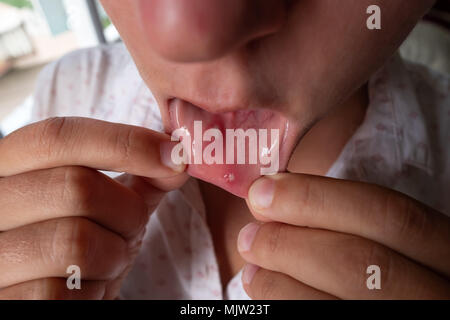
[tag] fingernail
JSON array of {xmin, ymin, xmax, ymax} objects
[
  {"xmin": 249, "ymin": 178, "xmax": 275, "ymax": 210},
  {"xmin": 160, "ymin": 141, "xmax": 186, "ymax": 173},
  {"xmin": 242, "ymin": 264, "xmax": 260, "ymax": 285},
  {"xmin": 238, "ymin": 223, "xmax": 260, "ymax": 252}
]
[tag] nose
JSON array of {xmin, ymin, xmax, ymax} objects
[{"xmin": 137, "ymin": 0, "xmax": 286, "ymax": 62}]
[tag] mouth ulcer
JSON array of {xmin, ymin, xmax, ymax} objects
[{"xmin": 168, "ymin": 98, "xmax": 298, "ymax": 198}]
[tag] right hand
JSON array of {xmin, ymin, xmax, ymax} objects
[{"xmin": 0, "ymin": 117, "xmax": 187, "ymax": 300}]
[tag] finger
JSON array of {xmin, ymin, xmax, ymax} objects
[
  {"xmin": 238, "ymin": 222, "xmax": 450, "ymax": 299},
  {"xmin": 0, "ymin": 217, "xmax": 129, "ymax": 289},
  {"xmin": 0, "ymin": 167, "xmax": 151, "ymax": 238},
  {"xmin": 0, "ymin": 278, "xmax": 106, "ymax": 300},
  {"xmin": 247, "ymin": 174, "xmax": 450, "ymax": 277},
  {"xmin": 242, "ymin": 264, "xmax": 337, "ymax": 300},
  {"xmin": 0, "ymin": 117, "xmax": 185, "ymax": 178},
  {"xmin": 115, "ymin": 173, "xmax": 189, "ymax": 199}
]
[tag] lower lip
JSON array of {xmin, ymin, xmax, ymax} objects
[{"xmin": 168, "ymin": 99, "xmax": 297, "ymax": 198}]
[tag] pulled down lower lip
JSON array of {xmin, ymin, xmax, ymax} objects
[
  {"xmin": 170, "ymin": 120, "xmax": 282, "ymax": 175},
  {"xmin": 167, "ymin": 98, "xmax": 296, "ymax": 198}
]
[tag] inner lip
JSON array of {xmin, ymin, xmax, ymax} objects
[{"xmin": 167, "ymin": 98, "xmax": 299, "ymax": 198}]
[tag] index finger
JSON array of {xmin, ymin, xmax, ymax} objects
[
  {"xmin": 246, "ymin": 173, "xmax": 450, "ymax": 278},
  {"xmin": 0, "ymin": 117, "xmax": 185, "ymax": 178}
]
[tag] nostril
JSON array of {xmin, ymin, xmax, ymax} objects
[{"xmin": 137, "ymin": 0, "xmax": 287, "ymax": 62}]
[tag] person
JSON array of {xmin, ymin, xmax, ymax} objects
[{"xmin": 0, "ymin": 0, "xmax": 449, "ymax": 299}]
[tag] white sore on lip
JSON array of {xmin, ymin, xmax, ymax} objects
[{"xmin": 224, "ymin": 173, "xmax": 235, "ymax": 183}]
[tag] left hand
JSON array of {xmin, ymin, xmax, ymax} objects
[{"xmin": 238, "ymin": 173, "xmax": 450, "ymax": 299}]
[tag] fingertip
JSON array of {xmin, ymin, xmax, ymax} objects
[
  {"xmin": 242, "ymin": 263, "xmax": 260, "ymax": 286},
  {"xmin": 160, "ymin": 140, "xmax": 187, "ymax": 174},
  {"xmin": 248, "ymin": 177, "xmax": 275, "ymax": 211},
  {"xmin": 245, "ymin": 198, "xmax": 273, "ymax": 222}
]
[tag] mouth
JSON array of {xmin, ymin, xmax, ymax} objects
[{"xmin": 167, "ymin": 99, "xmax": 300, "ymax": 198}]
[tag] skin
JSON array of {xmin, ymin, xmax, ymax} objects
[
  {"xmin": 98, "ymin": 0, "xmax": 448, "ymax": 300},
  {"xmin": 241, "ymin": 174, "xmax": 450, "ymax": 299},
  {"xmin": 201, "ymin": 86, "xmax": 369, "ymax": 286},
  {"xmin": 0, "ymin": 0, "xmax": 448, "ymax": 300},
  {"xmin": 102, "ymin": 0, "xmax": 434, "ymax": 132},
  {"xmin": 0, "ymin": 118, "xmax": 188, "ymax": 299}
]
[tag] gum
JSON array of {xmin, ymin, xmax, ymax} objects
[{"xmin": 169, "ymin": 99, "xmax": 292, "ymax": 198}]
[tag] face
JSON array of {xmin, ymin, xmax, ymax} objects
[{"xmin": 101, "ymin": 0, "xmax": 433, "ymax": 197}]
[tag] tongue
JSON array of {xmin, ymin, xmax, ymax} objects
[{"xmin": 169, "ymin": 99, "xmax": 291, "ymax": 198}]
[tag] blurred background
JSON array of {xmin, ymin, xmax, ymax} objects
[
  {"xmin": 0, "ymin": 0, "xmax": 449, "ymax": 138},
  {"xmin": 0, "ymin": 0, "xmax": 119, "ymax": 137}
]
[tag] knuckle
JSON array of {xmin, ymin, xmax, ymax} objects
[
  {"xmin": 349, "ymin": 238, "xmax": 392, "ymax": 291},
  {"xmin": 35, "ymin": 117, "xmax": 72, "ymax": 159},
  {"xmin": 381, "ymin": 190, "xmax": 430, "ymax": 242},
  {"xmin": 59, "ymin": 166, "xmax": 98, "ymax": 213},
  {"xmin": 364, "ymin": 241, "xmax": 393, "ymax": 288},
  {"xmin": 332, "ymin": 236, "xmax": 371, "ymax": 289},
  {"xmin": 42, "ymin": 217, "xmax": 127, "ymax": 280},
  {"xmin": 335, "ymin": 234, "xmax": 395, "ymax": 295},
  {"xmin": 45, "ymin": 217, "xmax": 98, "ymax": 271},
  {"xmin": 65, "ymin": 218, "xmax": 98, "ymax": 269},
  {"xmin": 112, "ymin": 126, "xmax": 135, "ymax": 167}
]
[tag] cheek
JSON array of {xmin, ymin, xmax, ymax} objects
[
  {"xmin": 100, "ymin": 0, "xmax": 135, "ymax": 22},
  {"xmin": 100, "ymin": 0, "xmax": 162, "ymax": 74},
  {"xmin": 101, "ymin": 0, "xmax": 143, "ymax": 43}
]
